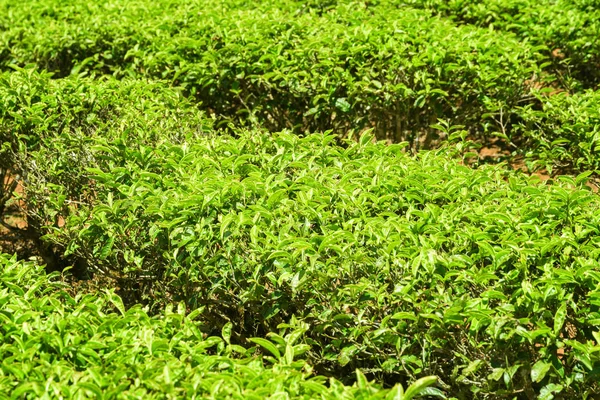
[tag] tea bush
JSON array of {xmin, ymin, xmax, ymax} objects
[
  {"xmin": 516, "ymin": 90, "xmax": 600, "ymax": 174},
  {"xmin": 0, "ymin": 68, "xmax": 211, "ymax": 267},
  {"xmin": 401, "ymin": 0, "xmax": 600, "ymax": 88},
  {"xmin": 0, "ymin": 253, "xmax": 440, "ymax": 399},
  {"xmin": 7, "ymin": 114, "xmax": 599, "ymax": 397},
  {"xmin": 0, "ymin": 0, "xmax": 544, "ymax": 141},
  {"xmin": 5, "ymin": 68, "xmax": 600, "ymax": 186}
]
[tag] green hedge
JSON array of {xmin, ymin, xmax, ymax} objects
[
  {"xmin": 0, "ymin": 253, "xmax": 439, "ymax": 399},
  {"xmin": 6, "ymin": 88, "xmax": 600, "ymax": 397},
  {"xmin": 400, "ymin": 0, "xmax": 600, "ymax": 88},
  {"xmin": 5, "ymin": 69, "xmax": 600, "ymax": 228},
  {"xmin": 2, "ymin": 2, "xmax": 600, "ymax": 399},
  {"xmin": 515, "ymin": 90, "xmax": 600, "ymax": 174},
  {"xmin": 0, "ymin": 0, "xmax": 543, "ymax": 141},
  {"xmin": 0, "ymin": 69, "xmax": 211, "ymax": 257}
]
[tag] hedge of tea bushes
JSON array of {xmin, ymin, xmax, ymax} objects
[
  {"xmin": 400, "ymin": 0, "xmax": 600, "ymax": 89},
  {"xmin": 5, "ymin": 67, "xmax": 600, "ymax": 209},
  {"xmin": 9, "ymin": 111, "xmax": 600, "ymax": 398},
  {"xmin": 0, "ymin": 68, "xmax": 211, "ymax": 251},
  {"xmin": 0, "ymin": 0, "xmax": 544, "ymax": 141},
  {"xmin": 0, "ymin": 253, "xmax": 441, "ymax": 399},
  {"xmin": 515, "ymin": 89, "xmax": 600, "ymax": 174},
  {"xmin": 2, "ymin": 2, "xmax": 600, "ymax": 400}
]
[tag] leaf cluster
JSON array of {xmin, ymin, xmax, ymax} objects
[
  {"xmin": 400, "ymin": 0, "xmax": 600, "ymax": 88},
  {"xmin": 515, "ymin": 90, "xmax": 600, "ymax": 174},
  {"xmin": 0, "ymin": 69, "xmax": 211, "ymax": 239}
]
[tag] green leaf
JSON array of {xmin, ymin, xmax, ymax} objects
[
  {"xmin": 249, "ymin": 337, "xmax": 281, "ymax": 360},
  {"xmin": 391, "ymin": 312, "xmax": 418, "ymax": 321},
  {"xmin": 335, "ymin": 98, "xmax": 351, "ymax": 113},
  {"xmin": 418, "ymin": 387, "xmax": 447, "ymax": 398},
  {"xmin": 531, "ymin": 360, "xmax": 552, "ymax": 383},
  {"xmin": 487, "ymin": 368, "xmax": 505, "ymax": 382},
  {"xmin": 338, "ymin": 345, "xmax": 358, "ymax": 366},
  {"xmin": 554, "ymin": 303, "xmax": 568, "ymax": 336},
  {"xmin": 104, "ymin": 290, "xmax": 125, "ymax": 316},
  {"xmin": 403, "ymin": 376, "xmax": 438, "ymax": 400},
  {"xmin": 99, "ymin": 236, "xmax": 115, "ymax": 260},
  {"xmin": 222, "ymin": 322, "xmax": 233, "ymax": 345},
  {"xmin": 284, "ymin": 344, "xmax": 294, "ymax": 365},
  {"xmin": 386, "ymin": 384, "xmax": 405, "ymax": 400},
  {"xmin": 355, "ymin": 369, "xmax": 368, "ymax": 390},
  {"xmin": 539, "ymin": 383, "xmax": 563, "ymax": 400},
  {"xmin": 76, "ymin": 382, "xmax": 103, "ymax": 398}
]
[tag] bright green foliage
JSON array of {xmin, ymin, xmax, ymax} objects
[
  {"xmin": 7, "ymin": 116, "xmax": 599, "ymax": 396},
  {"xmin": 0, "ymin": 0, "xmax": 542, "ymax": 140},
  {"xmin": 401, "ymin": 0, "xmax": 600, "ymax": 88},
  {"xmin": 0, "ymin": 253, "xmax": 438, "ymax": 399},
  {"xmin": 2, "ymin": 69, "xmax": 600, "ymax": 396},
  {"xmin": 0, "ymin": 69, "xmax": 211, "ymax": 243},
  {"xmin": 2, "ymin": 0, "xmax": 600, "ymax": 398},
  {"xmin": 516, "ymin": 90, "xmax": 600, "ymax": 173},
  {"xmin": 0, "ymin": 69, "xmax": 210, "ymax": 153}
]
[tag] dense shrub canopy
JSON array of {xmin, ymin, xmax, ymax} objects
[
  {"xmin": 1, "ymin": 253, "xmax": 435, "ymax": 399},
  {"xmin": 1, "ymin": 0, "xmax": 600, "ymax": 398}
]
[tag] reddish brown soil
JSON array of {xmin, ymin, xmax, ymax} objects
[{"xmin": 0, "ymin": 174, "xmax": 30, "ymax": 256}]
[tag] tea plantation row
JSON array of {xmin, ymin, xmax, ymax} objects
[
  {"xmin": 2, "ymin": 70, "xmax": 600, "ymax": 398},
  {"xmin": 3, "ymin": 67, "xmax": 600, "ymax": 196},
  {"xmin": 401, "ymin": 0, "xmax": 600, "ymax": 88},
  {"xmin": 301, "ymin": 0, "xmax": 600, "ymax": 88},
  {"xmin": 1, "ymin": 253, "xmax": 440, "ymax": 399},
  {"xmin": 0, "ymin": 0, "xmax": 541, "ymax": 140},
  {"xmin": 0, "ymin": 0, "xmax": 546, "ymax": 138},
  {"xmin": 2, "ymin": 0, "xmax": 599, "ymax": 174}
]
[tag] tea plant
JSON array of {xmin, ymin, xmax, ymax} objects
[
  {"xmin": 0, "ymin": 68, "xmax": 212, "ymax": 268},
  {"xmin": 6, "ymin": 120, "xmax": 598, "ymax": 397},
  {"xmin": 0, "ymin": 253, "xmax": 438, "ymax": 399},
  {"xmin": 401, "ymin": 0, "xmax": 600, "ymax": 88},
  {"xmin": 0, "ymin": 1, "xmax": 544, "ymax": 142},
  {"xmin": 516, "ymin": 89, "xmax": 600, "ymax": 174}
]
